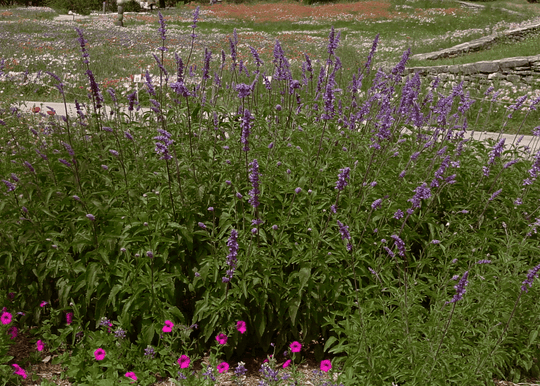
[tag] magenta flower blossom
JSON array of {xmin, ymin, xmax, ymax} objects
[
  {"xmin": 66, "ymin": 312, "xmax": 73, "ymax": 325},
  {"xmin": 178, "ymin": 354, "xmax": 191, "ymax": 369},
  {"xmin": 8, "ymin": 326, "xmax": 18, "ymax": 339},
  {"xmin": 12, "ymin": 364, "xmax": 27, "ymax": 379},
  {"xmin": 36, "ymin": 340, "xmax": 44, "ymax": 352},
  {"xmin": 283, "ymin": 359, "xmax": 291, "ymax": 368},
  {"xmin": 320, "ymin": 359, "xmax": 332, "ymax": 372},
  {"xmin": 1, "ymin": 311, "xmax": 12, "ymax": 325},
  {"xmin": 125, "ymin": 371, "xmax": 137, "ymax": 381},
  {"xmin": 290, "ymin": 341, "xmax": 302, "ymax": 353},
  {"xmin": 217, "ymin": 362, "xmax": 229, "ymax": 373},
  {"xmin": 236, "ymin": 320, "xmax": 247, "ymax": 334},
  {"xmin": 94, "ymin": 348, "xmax": 106, "ymax": 361},
  {"xmin": 216, "ymin": 333, "xmax": 228, "ymax": 345},
  {"xmin": 162, "ymin": 320, "xmax": 174, "ymax": 333}
]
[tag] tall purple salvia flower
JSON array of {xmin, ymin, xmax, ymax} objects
[
  {"xmin": 175, "ymin": 53, "xmax": 184, "ymax": 83},
  {"xmin": 2, "ymin": 180, "xmax": 15, "ymax": 192},
  {"xmin": 249, "ymin": 46, "xmax": 264, "ymax": 72},
  {"xmin": 488, "ymin": 138, "xmax": 505, "ymax": 165},
  {"xmin": 335, "ymin": 167, "xmax": 350, "ymax": 191},
  {"xmin": 75, "ymin": 27, "xmax": 90, "ymax": 64},
  {"xmin": 391, "ymin": 234, "xmax": 406, "ymax": 257},
  {"xmin": 364, "ymin": 34, "xmax": 379, "ymax": 74},
  {"xmin": 521, "ymin": 263, "xmax": 540, "ymax": 293},
  {"xmin": 327, "ymin": 26, "xmax": 341, "ymax": 56},
  {"xmin": 236, "ymin": 83, "xmax": 251, "ymax": 99},
  {"xmin": 391, "ymin": 47, "xmax": 410, "ymax": 82},
  {"xmin": 191, "ymin": 6, "xmax": 200, "ymax": 38},
  {"xmin": 154, "ymin": 129, "xmax": 174, "ymax": 160},
  {"xmin": 248, "ymin": 159, "xmax": 260, "ymax": 209},
  {"xmin": 24, "ymin": 161, "xmax": 35, "ymax": 173},
  {"xmin": 447, "ymin": 271, "xmax": 469, "ymax": 304},
  {"xmin": 337, "ymin": 220, "xmax": 352, "ymax": 251},
  {"xmin": 144, "ymin": 70, "xmax": 156, "ymax": 97},
  {"xmin": 241, "ymin": 109, "xmax": 253, "ymax": 152},
  {"xmin": 489, "ymin": 188, "xmax": 502, "ymax": 201},
  {"xmin": 322, "ymin": 84, "xmax": 335, "ymax": 120},
  {"xmin": 222, "ymin": 229, "xmax": 239, "ymax": 283},
  {"xmin": 408, "ymin": 182, "xmax": 431, "ymax": 210},
  {"xmin": 202, "ymin": 48, "xmax": 212, "ymax": 80},
  {"xmin": 86, "ymin": 70, "xmax": 103, "ymax": 109},
  {"xmin": 158, "ymin": 12, "xmax": 167, "ymax": 51}
]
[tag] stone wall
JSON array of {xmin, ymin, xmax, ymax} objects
[
  {"xmin": 402, "ymin": 55, "xmax": 540, "ymax": 88},
  {"xmin": 410, "ymin": 20, "xmax": 540, "ymax": 61}
]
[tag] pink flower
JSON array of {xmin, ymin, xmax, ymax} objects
[
  {"xmin": 236, "ymin": 320, "xmax": 247, "ymax": 334},
  {"xmin": 320, "ymin": 359, "xmax": 332, "ymax": 372},
  {"xmin": 94, "ymin": 348, "xmax": 106, "ymax": 361},
  {"xmin": 289, "ymin": 341, "xmax": 302, "ymax": 353},
  {"xmin": 177, "ymin": 354, "xmax": 190, "ymax": 369},
  {"xmin": 1, "ymin": 311, "xmax": 12, "ymax": 325},
  {"xmin": 8, "ymin": 326, "xmax": 18, "ymax": 339},
  {"xmin": 40, "ymin": 301, "xmax": 48, "ymax": 307},
  {"xmin": 12, "ymin": 364, "xmax": 27, "ymax": 379},
  {"xmin": 66, "ymin": 312, "xmax": 73, "ymax": 325},
  {"xmin": 162, "ymin": 320, "xmax": 174, "ymax": 333},
  {"xmin": 125, "ymin": 371, "xmax": 137, "ymax": 381},
  {"xmin": 36, "ymin": 339, "xmax": 44, "ymax": 352},
  {"xmin": 216, "ymin": 332, "xmax": 228, "ymax": 345},
  {"xmin": 217, "ymin": 361, "xmax": 229, "ymax": 373},
  {"xmin": 283, "ymin": 359, "xmax": 291, "ymax": 368}
]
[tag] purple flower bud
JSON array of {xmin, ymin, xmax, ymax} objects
[
  {"xmin": 272, "ymin": 225, "xmax": 278, "ymax": 230},
  {"xmin": 147, "ymin": 251, "xmax": 154, "ymax": 258},
  {"xmin": 86, "ymin": 214, "xmax": 95, "ymax": 221},
  {"xmin": 59, "ymin": 159, "xmax": 72, "ymax": 167},
  {"xmin": 295, "ymin": 187, "xmax": 301, "ymax": 194},
  {"xmin": 208, "ymin": 207, "xmax": 214, "ymax": 211},
  {"xmin": 198, "ymin": 222, "xmax": 206, "ymax": 229}
]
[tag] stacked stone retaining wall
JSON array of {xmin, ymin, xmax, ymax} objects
[{"xmin": 401, "ymin": 55, "xmax": 540, "ymax": 89}]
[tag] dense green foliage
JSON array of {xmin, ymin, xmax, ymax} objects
[{"xmin": 1, "ymin": 4, "xmax": 540, "ymax": 386}]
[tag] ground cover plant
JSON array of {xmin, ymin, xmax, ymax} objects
[{"xmin": 2, "ymin": 1, "xmax": 540, "ymax": 385}]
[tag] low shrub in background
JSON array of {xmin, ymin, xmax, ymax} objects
[{"xmin": 1, "ymin": 6, "xmax": 540, "ymax": 386}]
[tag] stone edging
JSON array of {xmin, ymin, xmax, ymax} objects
[
  {"xmin": 410, "ymin": 19, "xmax": 540, "ymax": 61},
  {"xmin": 402, "ymin": 55, "xmax": 540, "ymax": 86}
]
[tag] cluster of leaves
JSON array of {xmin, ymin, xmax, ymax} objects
[{"xmin": 1, "ymin": 8, "xmax": 540, "ymax": 385}]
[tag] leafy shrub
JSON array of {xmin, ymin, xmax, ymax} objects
[{"xmin": 2, "ymin": 6, "xmax": 540, "ymax": 386}]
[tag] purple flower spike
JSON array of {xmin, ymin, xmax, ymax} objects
[
  {"xmin": 447, "ymin": 271, "xmax": 469, "ymax": 304},
  {"xmin": 335, "ymin": 167, "xmax": 350, "ymax": 191},
  {"xmin": 391, "ymin": 234, "xmax": 406, "ymax": 257},
  {"xmin": 337, "ymin": 220, "xmax": 351, "ymax": 241},
  {"xmin": 241, "ymin": 109, "xmax": 253, "ymax": 152},
  {"xmin": 248, "ymin": 159, "xmax": 260, "ymax": 208},
  {"xmin": 327, "ymin": 26, "xmax": 341, "ymax": 56},
  {"xmin": 521, "ymin": 263, "xmax": 540, "ymax": 293}
]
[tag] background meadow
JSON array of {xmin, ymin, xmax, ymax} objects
[{"xmin": 2, "ymin": 1, "xmax": 540, "ymax": 385}]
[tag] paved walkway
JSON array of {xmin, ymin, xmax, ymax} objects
[{"xmin": 10, "ymin": 101, "xmax": 540, "ymax": 157}]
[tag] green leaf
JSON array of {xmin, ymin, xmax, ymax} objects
[{"xmin": 299, "ymin": 267, "xmax": 311, "ymax": 291}]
